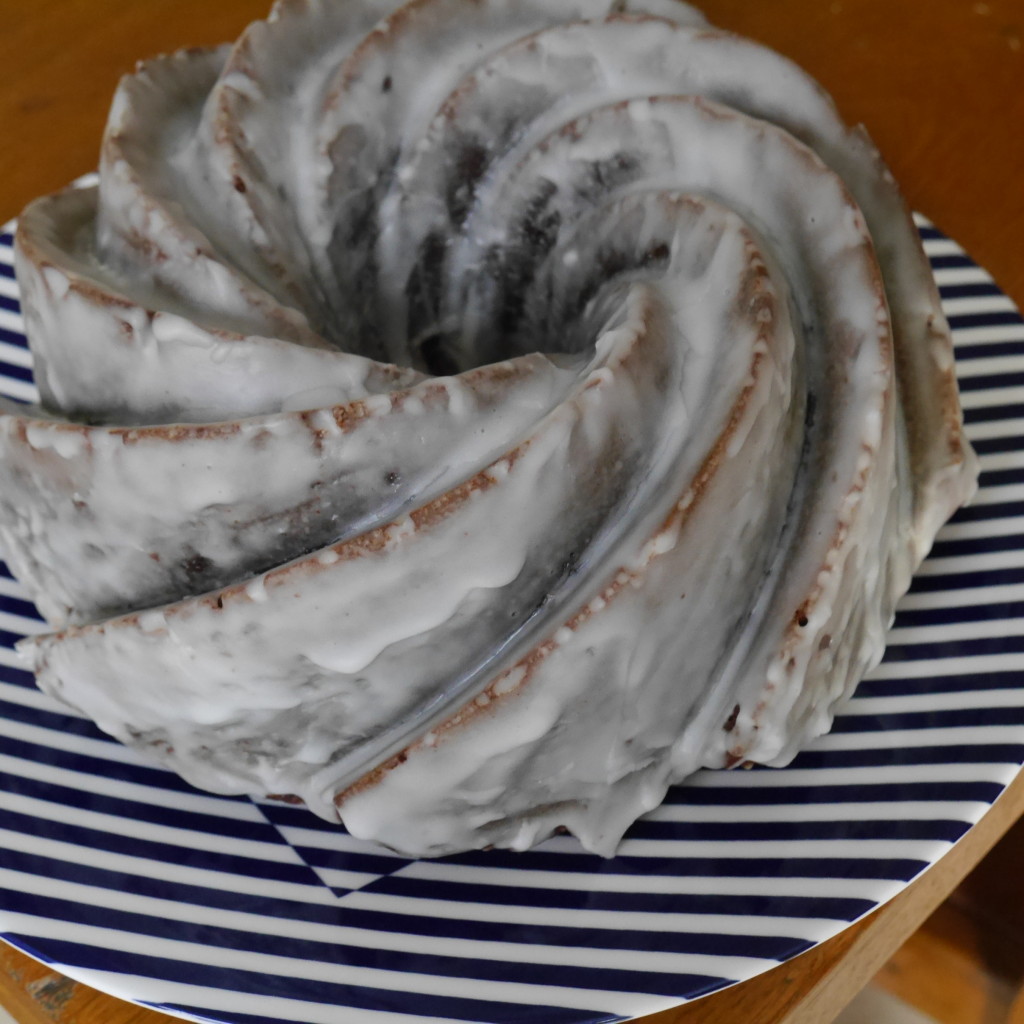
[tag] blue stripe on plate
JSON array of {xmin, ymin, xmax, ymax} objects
[
  {"xmin": 0, "ymin": 803, "xmax": 321, "ymax": 887},
  {"xmin": 959, "ymin": 372, "xmax": 1024, "ymax": 393},
  {"xmin": 931, "ymin": 254, "xmax": 979, "ymax": 270},
  {"xmin": 663, "ymin": 779, "xmax": 1006, "ymax": 804},
  {"xmin": 155, "ymin": 1007, "xmax": 621, "ymax": 1024},
  {"xmin": 0, "ymin": 727, "xmax": 239, "ymax": 796},
  {"xmin": 856, "ymin": 675, "xmax": 1024, "ymax": 700},
  {"xmin": 0, "ymin": 595, "xmax": 41, "ymax": 620},
  {"xmin": 938, "ymin": 283, "xmax": 1005, "ymax": 300},
  {"xmin": 928, "ymin": 535, "xmax": 1024, "ymax": 560},
  {"xmin": 0, "ymin": 215, "xmax": 1021, "ymax": 1024},
  {"xmin": 950, "ymin": 498, "xmax": 1024, "ymax": 521},
  {"xmin": 909, "ymin": 565, "xmax": 1024, "ymax": 590},
  {"xmin": 954, "ymin": 341, "xmax": 1024, "ymax": 361},
  {"xmin": 949, "ymin": 311, "xmax": 1023, "ymax": 331},
  {"xmin": 884, "ymin": 635, "xmax": 1024, "ymax": 660},
  {"xmin": 623, "ymin": 818, "xmax": 970, "ymax": 843},
  {"xmin": 0, "ymin": 761, "xmax": 282, "ymax": 842},
  {"xmin": 0, "ymin": 667, "xmax": 37, "ymax": 690},
  {"xmin": 0, "ymin": 847, "xmax": 336, "ymax": 922},
  {"xmin": 350, "ymin": 876, "xmax": 882, "ymax": 917},
  {"xmin": 0, "ymin": 361, "xmax": 32, "ymax": 384},
  {"xmin": 831, "ymin": 707, "xmax": 1024, "ymax": 731},
  {"xmin": 895, "ymin": 601, "xmax": 1024, "ymax": 628},
  {"xmin": 0, "ymin": 692, "xmax": 141, "ymax": 744},
  {"xmin": 399, "ymin": 850, "xmax": 931, "ymax": 882},
  {"xmin": 964, "ymin": 403, "xmax": 1024, "ymax": 425},
  {"xmin": 974, "ymin": 435, "xmax": 1024, "ymax": 456},
  {"xmin": 780, "ymin": 745, "xmax": 1024, "ymax": 769},
  {"xmin": 980, "ymin": 465, "xmax": 1024, "ymax": 486}
]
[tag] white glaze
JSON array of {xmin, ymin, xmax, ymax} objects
[
  {"xmin": 0, "ymin": 354, "xmax": 574, "ymax": 626},
  {"xmin": 5, "ymin": 0, "xmax": 978, "ymax": 857},
  {"xmin": 16, "ymin": 186, "xmax": 424, "ymax": 424}
]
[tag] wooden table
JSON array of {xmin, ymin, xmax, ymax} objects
[{"xmin": 0, "ymin": 1, "xmax": 1021, "ymax": 1022}]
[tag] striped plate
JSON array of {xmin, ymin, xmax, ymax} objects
[{"xmin": 0, "ymin": 212, "xmax": 1021, "ymax": 1024}]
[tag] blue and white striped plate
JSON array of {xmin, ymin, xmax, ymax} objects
[{"xmin": 0, "ymin": 212, "xmax": 1021, "ymax": 1024}]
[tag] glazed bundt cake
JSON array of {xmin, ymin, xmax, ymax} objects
[{"xmin": 0, "ymin": 0, "xmax": 977, "ymax": 856}]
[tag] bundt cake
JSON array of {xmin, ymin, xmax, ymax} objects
[{"xmin": 0, "ymin": 0, "xmax": 978, "ymax": 856}]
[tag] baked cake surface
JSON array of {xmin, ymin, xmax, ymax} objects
[{"xmin": 0, "ymin": 0, "xmax": 977, "ymax": 856}]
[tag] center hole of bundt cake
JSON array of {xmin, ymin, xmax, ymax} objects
[
  {"xmin": 414, "ymin": 329, "xmax": 464, "ymax": 377},
  {"xmin": 403, "ymin": 242, "xmax": 673, "ymax": 377}
]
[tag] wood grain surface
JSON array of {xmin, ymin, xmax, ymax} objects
[{"xmin": 0, "ymin": 2, "xmax": 1021, "ymax": 1023}]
